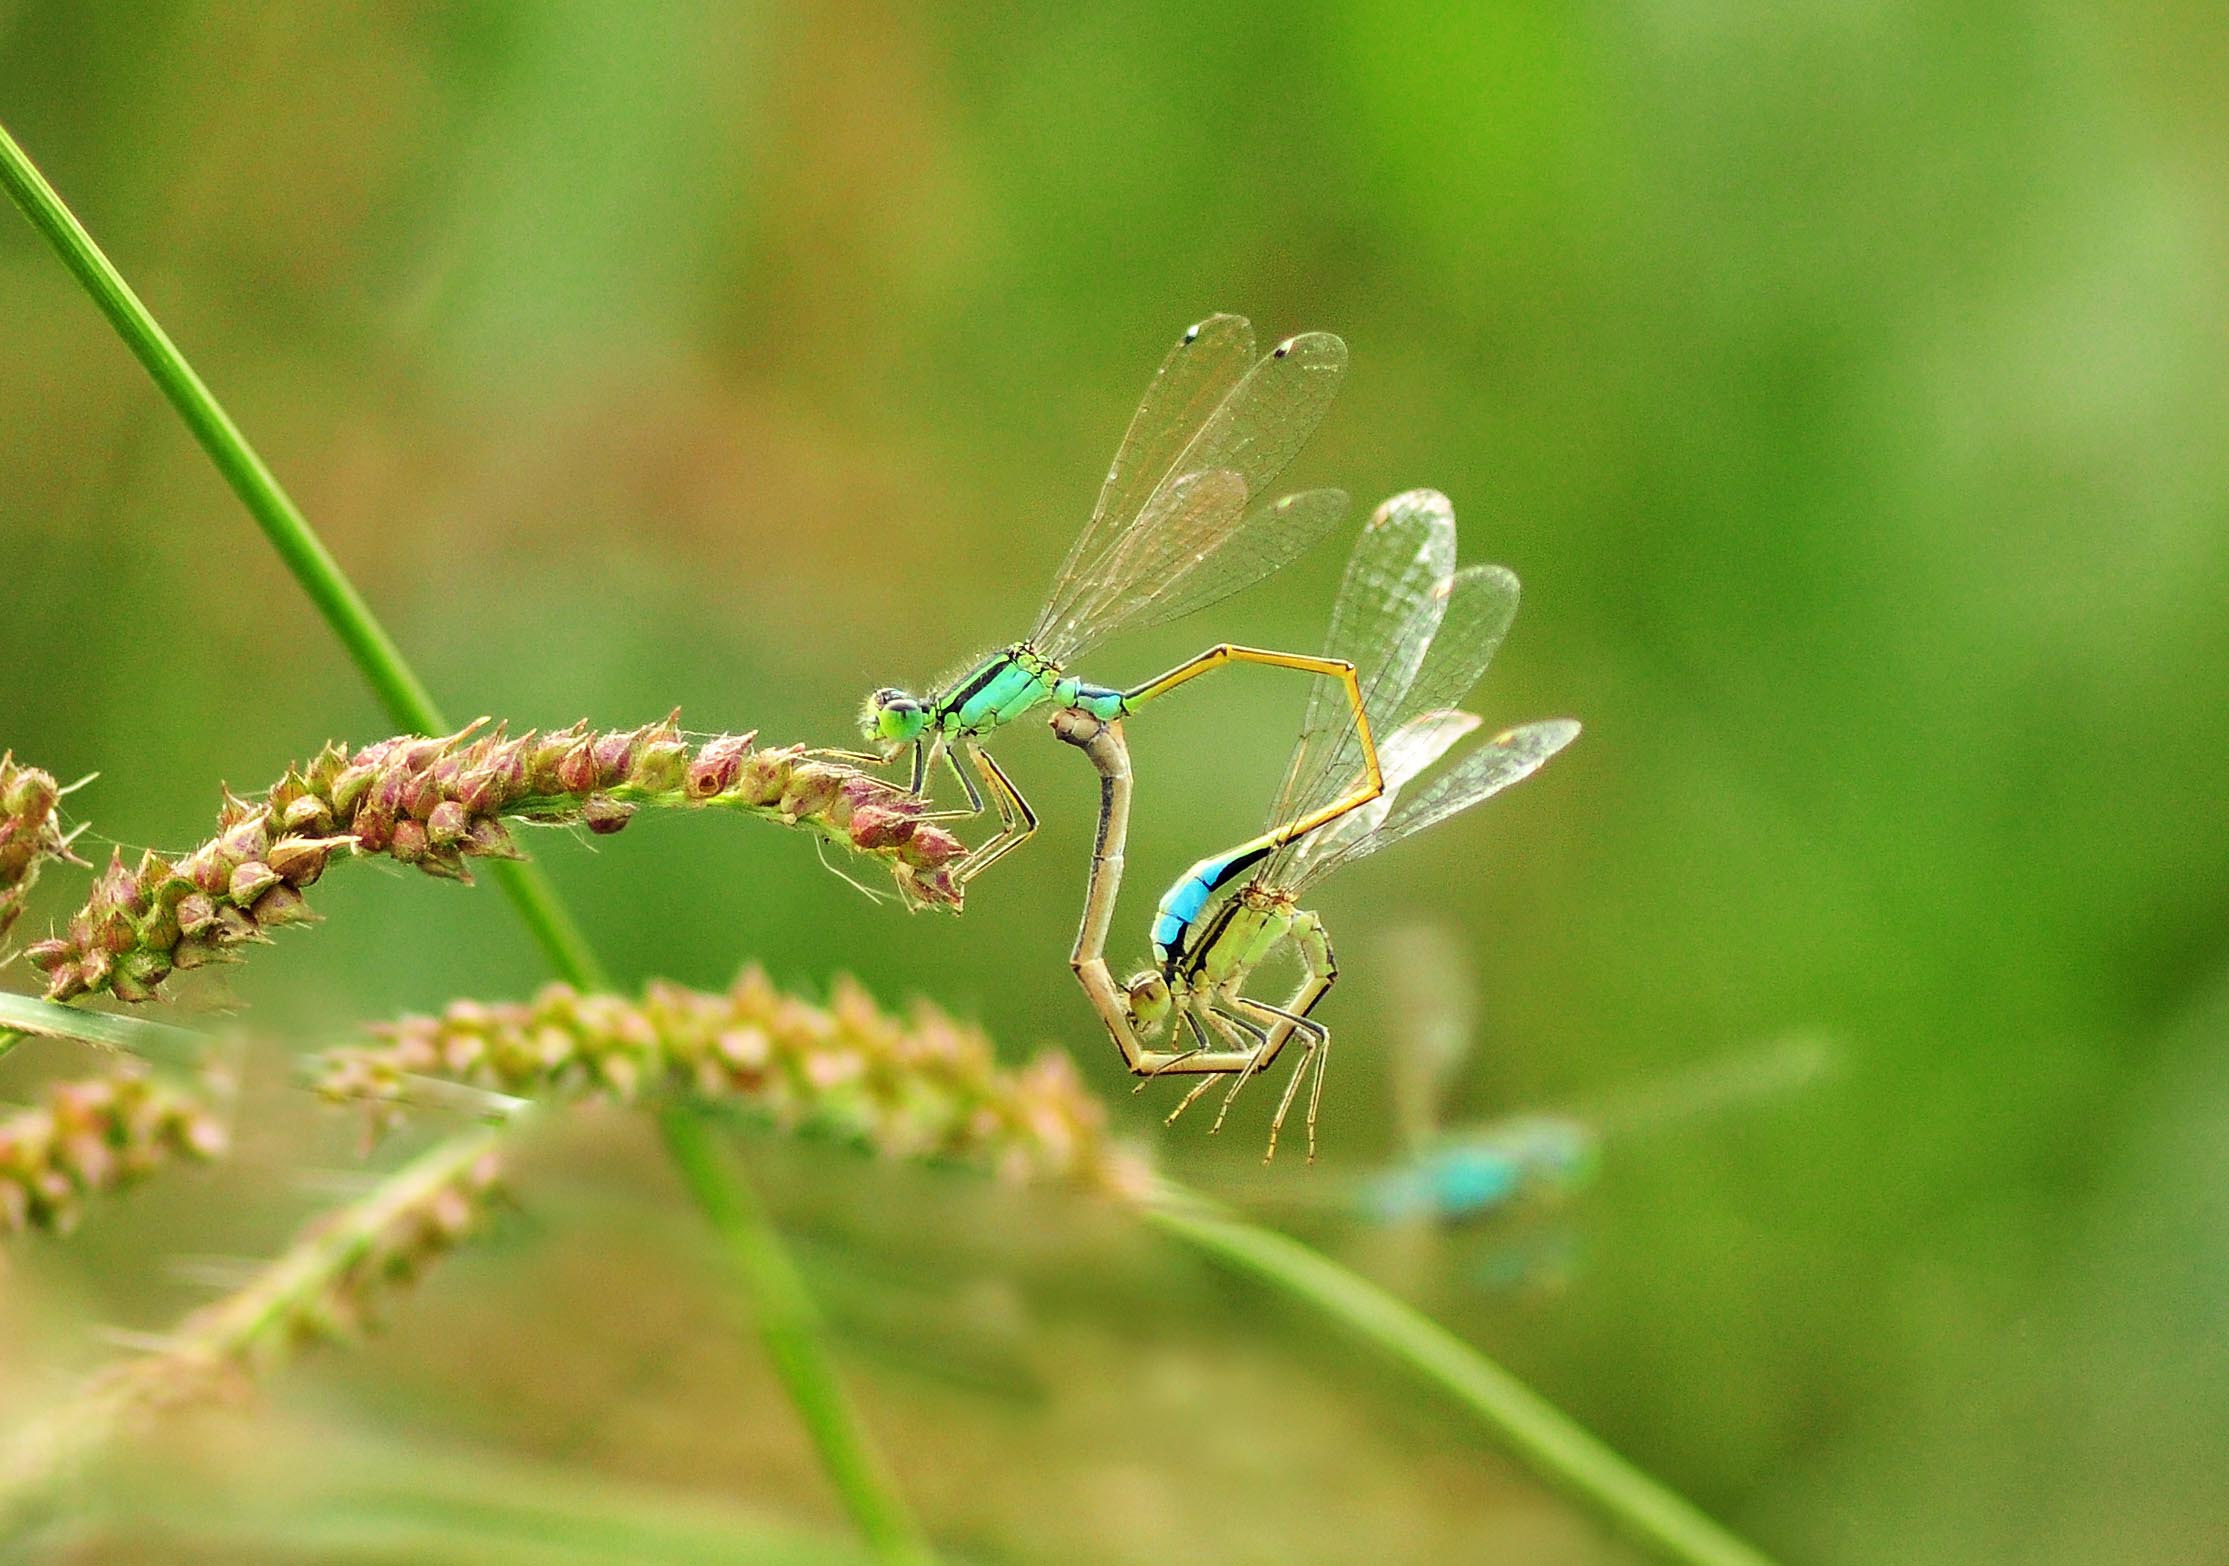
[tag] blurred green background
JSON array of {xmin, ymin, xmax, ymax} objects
[{"xmin": 4, "ymin": 3, "xmax": 2228, "ymax": 1563}]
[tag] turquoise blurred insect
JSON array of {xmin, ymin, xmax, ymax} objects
[
  {"xmin": 1342, "ymin": 923, "xmax": 1839, "ymax": 1291},
  {"xmin": 1362, "ymin": 1114, "xmax": 1599, "ymax": 1227},
  {"xmin": 1354, "ymin": 922, "xmax": 1598, "ymax": 1232}
]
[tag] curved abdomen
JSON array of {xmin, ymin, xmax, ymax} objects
[{"xmin": 1150, "ymin": 840, "xmax": 1274, "ymax": 972}]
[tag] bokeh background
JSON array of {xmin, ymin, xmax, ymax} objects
[{"xmin": 4, "ymin": 4, "xmax": 2228, "ymax": 1563}]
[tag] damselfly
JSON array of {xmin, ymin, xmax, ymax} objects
[
  {"xmin": 1362, "ymin": 1114, "xmax": 1598, "ymax": 1226},
  {"xmin": 854, "ymin": 316, "xmax": 1380, "ymax": 888},
  {"xmin": 1057, "ymin": 490, "xmax": 1578, "ymax": 1159},
  {"xmin": 1359, "ymin": 921, "xmax": 1593, "ymax": 1225},
  {"xmin": 1358, "ymin": 1024, "xmax": 1836, "ymax": 1293}
]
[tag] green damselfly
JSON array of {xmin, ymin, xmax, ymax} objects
[
  {"xmin": 1059, "ymin": 490, "xmax": 1578, "ymax": 1160},
  {"xmin": 854, "ymin": 316, "xmax": 1380, "ymax": 888}
]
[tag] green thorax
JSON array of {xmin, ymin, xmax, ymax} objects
[
  {"xmin": 1190, "ymin": 890, "xmax": 1294, "ymax": 988},
  {"xmin": 933, "ymin": 644, "xmax": 1126, "ymax": 734}
]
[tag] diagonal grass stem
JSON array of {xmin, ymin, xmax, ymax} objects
[{"xmin": 1141, "ymin": 1180, "xmax": 1781, "ymax": 1566}]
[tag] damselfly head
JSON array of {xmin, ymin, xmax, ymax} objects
[
  {"xmin": 861, "ymin": 688, "xmax": 928, "ymax": 749},
  {"xmin": 1122, "ymin": 971, "xmax": 1172, "ymax": 1033}
]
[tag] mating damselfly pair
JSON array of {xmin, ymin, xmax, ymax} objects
[{"xmin": 847, "ymin": 315, "xmax": 1577, "ymax": 1157}]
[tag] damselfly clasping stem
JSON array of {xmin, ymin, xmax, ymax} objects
[{"xmin": 851, "ymin": 316, "xmax": 1378, "ymax": 891}]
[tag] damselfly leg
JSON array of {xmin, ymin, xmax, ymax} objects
[{"xmin": 951, "ymin": 742, "xmax": 1039, "ymax": 885}]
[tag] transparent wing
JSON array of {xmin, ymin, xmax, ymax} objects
[
  {"xmin": 1297, "ymin": 718, "xmax": 1580, "ymax": 888},
  {"xmin": 1266, "ymin": 552, "xmax": 1524, "ymax": 886},
  {"xmin": 1154, "ymin": 331, "xmax": 1348, "ymax": 521},
  {"xmin": 1041, "ymin": 314, "xmax": 1257, "ymax": 615},
  {"xmin": 1285, "ymin": 488, "xmax": 1459, "ymax": 804},
  {"xmin": 1253, "ymin": 492, "xmax": 1459, "ymax": 871},
  {"xmin": 1285, "ymin": 710, "xmax": 1480, "ymax": 886},
  {"xmin": 1032, "ymin": 331, "xmax": 1349, "ymax": 660},
  {"xmin": 1384, "ymin": 563, "xmax": 1522, "ymax": 734},
  {"xmin": 1033, "ymin": 487, "xmax": 1349, "ymax": 663}
]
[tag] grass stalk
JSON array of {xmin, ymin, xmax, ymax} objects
[
  {"xmin": 0, "ymin": 117, "xmax": 932, "ymax": 1565},
  {"xmin": 1141, "ymin": 1180, "xmax": 1780, "ymax": 1566},
  {"xmin": 0, "ymin": 992, "xmax": 208, "ymax": 1066},
  {"xmin": 29, "ymin": 720, "xmax": 961, "ymax": 1007},
  {"xmin": 1, "ymin": 1124, "xmax": 504, "ymax": 1530},
  {"xmin": 0, "ymin": 119, "xmax": 597, "ymax": 992},
  {"xmin": 659, "ymin": 1109, "xmax": 933, "ymax": 1566}
]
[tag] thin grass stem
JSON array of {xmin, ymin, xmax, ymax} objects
[
  {"xmin": 0, "ymin": 992, "xmax": 207, "ymax": 1067},
  {"xmin": 0, "ymin": 118, "xmax": 598, "ymax": 992},
  {"xmin": 1140, "ymin": 1179, "xmax": 1781, "ymax": 1566},
  {"xmin": 659, "ymin": 1109, "xmax": 934, "ymax": 1566}
]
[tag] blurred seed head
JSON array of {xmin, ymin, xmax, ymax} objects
[{"xmin": 313, "ymin": 970, "xmax": 1148, "ymax": 1198}]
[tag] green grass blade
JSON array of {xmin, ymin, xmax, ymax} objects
[
  {"xmin": 0, "ymin": 128, "xmax": 438, "ymax": 729},
  {"xmin": 660, "ymin": 1109, "xmax": 935, "ymax": 1566},
  {"xmin": 0, "ymin": 116, "xmax": 602, "ymax": 993},
  {"xmin": 1141, "ymin": 1179, "xmax": 1781, "ymax": 1566},
  {"xmin": 0, "ymin": 116, "xmax": 931, "ymax": 1566},
  {"xmin": 0, "ymin": 992, "xmax": 208, "ymax": 1067}
]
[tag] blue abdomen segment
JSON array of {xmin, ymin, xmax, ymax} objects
[
  {"xmin": 1149, "ymin": 842, "xmax": 1271, "ymax": 968},
  {"xmin": 1052, "ymin": 675, "xmax": 1127, "ymax": 721},
  {"xmin": 1149, "ymin": 864, "xmax": 1219, "ymax": 967},
  {"xmin": 1149, "ymin": 909, "xmax": 1195, "ymax": 964}
]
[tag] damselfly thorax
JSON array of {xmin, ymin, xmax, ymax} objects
[{"xmin": 922, "ymin": 644, "xmax": 1126, "ymax": 738}]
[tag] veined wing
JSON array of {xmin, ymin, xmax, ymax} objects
[
  {"xmin": 1296, "ymin": 718, "xmax": 1580, "ymax": 889},
  {"xmin": 1385, "ymin": 563, "xmax": 1521, "ymax": 734},
  {"xmin": 1032, "ymin": 331, "xmax": 1349, "ymax": 661},
  {"xmin": 1264, "ymin": 532, "xmax": 1520, "ymax": 883},
  {"xmin": 1034, "ymin": 467, "xmax": 1253, "ymax": 659},
  {"xmin": 1285, "ymin": 709, "xmax": 1480, "ymax": 888},
  {"xmin": 1274, "ymin": 489, "xmax": 1460, "ymax": 824},
  {"xmin": 1041, "ymin": 315, "xmax": 1257, "ymax": 618},
  {"xmin": 1033, "ymin": 487, "xmax": 1349, "ymax": 664}
]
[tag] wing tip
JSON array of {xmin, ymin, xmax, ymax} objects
[
  {"xmin": 1506, "ymin": 717, "xmax": 1584, "ymax": 754},
  {"xmin": 1182, "ymin": 311, "xmax": 1249, "ymax": 345},
  {"xmin": 1269, "ymin": 329, "xmax": 1349, "ymax": 367},
  {"xmin": 1370, "ymin": 488, "xmax": 1454, "ymax": 529}
]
